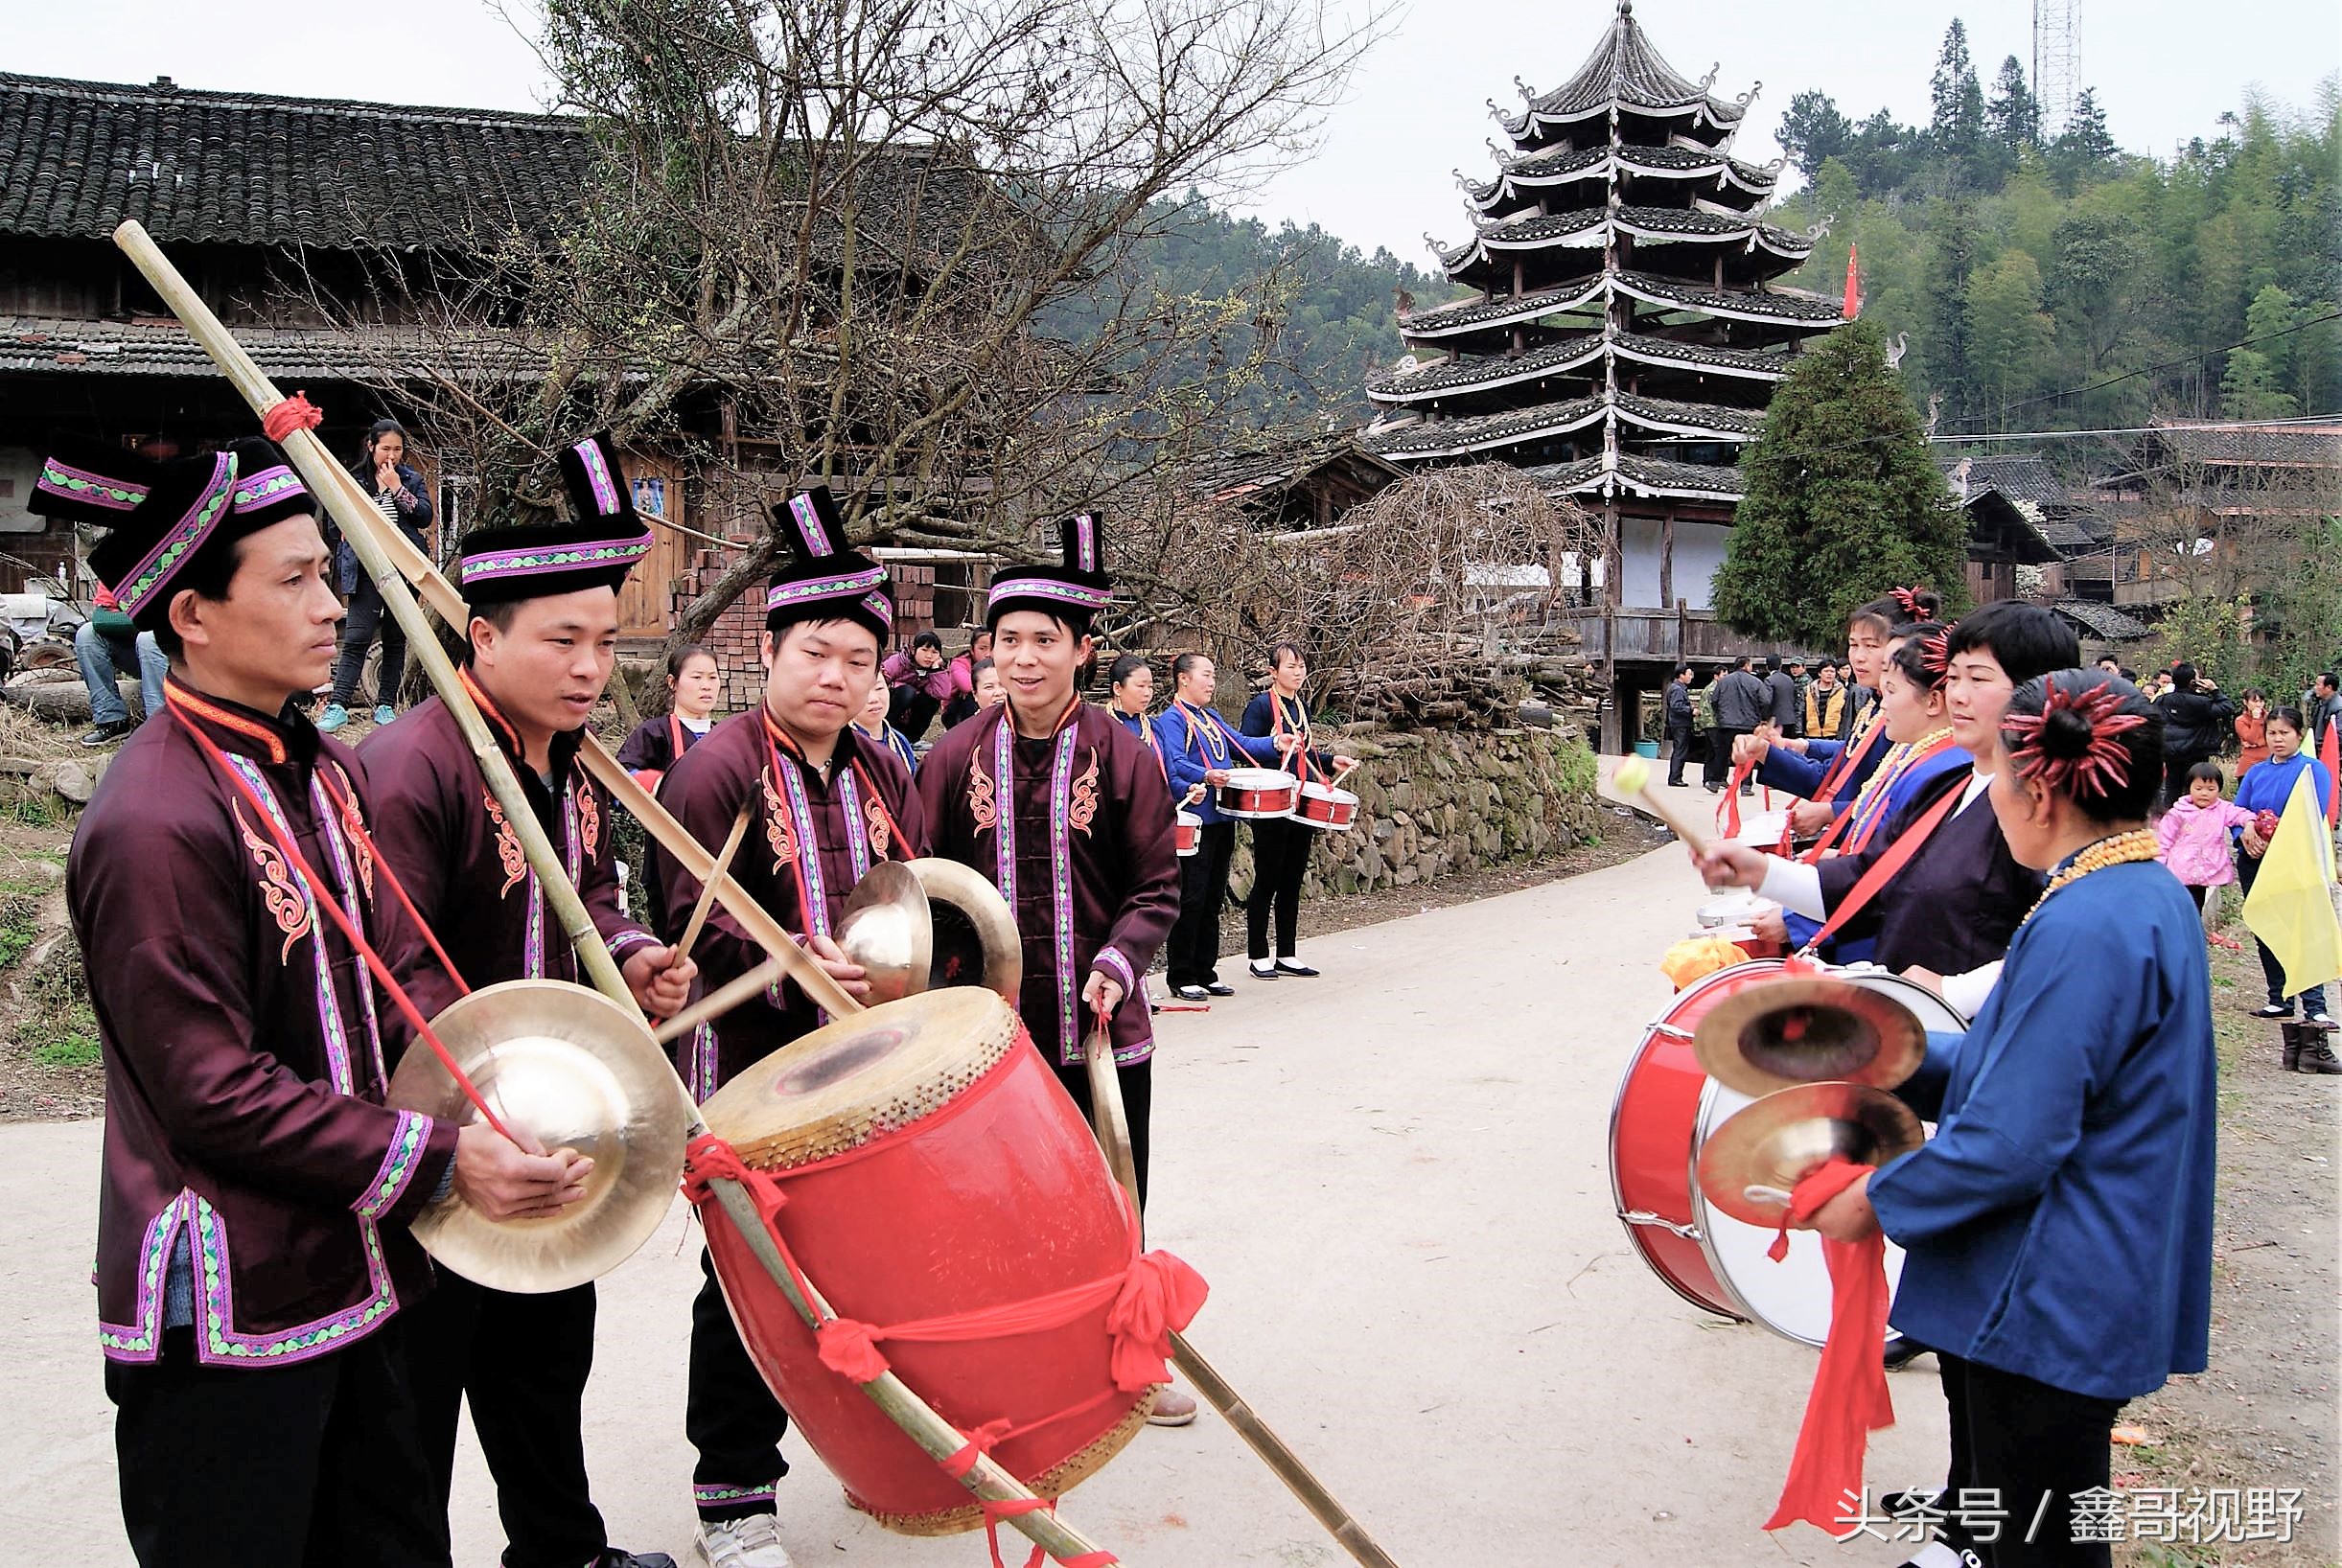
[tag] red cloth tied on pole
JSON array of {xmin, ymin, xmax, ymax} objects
[
  {"xmin": 262, "ymin": 390, "xmax": 324, "ymax": 441},
  {"xmin": 1762, "ymin": 1156, "xmax": 1894, "ymax": 1534},
  {"xmin": 1104, "ymin": 1250, "xmax": 1209, "ymax": 1392}
]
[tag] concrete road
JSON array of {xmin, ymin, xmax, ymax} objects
[{"xmin": 0, "ymin": 844, "xmax": 1945, "ymax": 1566}]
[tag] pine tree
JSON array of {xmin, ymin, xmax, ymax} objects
[
  {"xmin": 1928, "ymin": 20, "xmax": 1986, "ymax": 172},
  {"xmin": 1986, "ymin": 56, "xmax": 2040, "ymax": 150},
  {"xmin": 1711, "ymin": 320, "xmax": 1969, "ymax": 648}
]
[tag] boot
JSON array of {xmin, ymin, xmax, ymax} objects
[
  {"xmin": 2283, "ymin": 1023, "xmax": 2305, "ymax": 1072},
  {"xmin": 2299, "ymin": 1035, "xmax": 2342, "ymax": 1075}
]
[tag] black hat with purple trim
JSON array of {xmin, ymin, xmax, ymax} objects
[
  {"xmin": 456, "ymin": 432, "xmax": 654, "ymax": 607},
  {"xmin": 27, "ymin": 435, "xmax": 160, "ymax": 525},
  {"xmin": 764, "ymin": 485, "xmax": 893, "ymax": 644},
  {"xmin": 35, "ymin": 436, "xmax": 320, "ymax": 632},
  {"xmin": 984, "ymin": 512, "xmax": 1111, "ymax": 634}
]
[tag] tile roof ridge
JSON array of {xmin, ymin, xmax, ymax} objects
[{"xmin": 0, "ymin": 70, "xmax": 573, "ymax": 130}]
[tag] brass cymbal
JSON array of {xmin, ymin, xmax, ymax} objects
[
  {"xmin": 837, "ymin": 861, "xmax": 936, "ymax": 1007},
  {"xmin": 1692, "ymin": 975, "xmax": 1926, "ymax": 1098},
  {"xmin": 1696, "ymin": 1082, "xmax": 1925, "ymax": 1228},
  {"xmin": 906, "ymin": 857, "xmax": 1023, "ymax": 1003},
  {"xmin": 388, "ymin": 980, "xmax": 690, "ymax": 1293}
]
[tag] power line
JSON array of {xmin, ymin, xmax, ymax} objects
[{"xmin": 1943, "ymin": 310, "xmax": 2342, "ymax": 427}]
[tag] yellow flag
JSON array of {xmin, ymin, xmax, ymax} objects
[{"xmin": 2242, "ymin": 770, "xmax": 2342, "ymax": 1000}]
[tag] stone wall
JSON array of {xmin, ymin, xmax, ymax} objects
[{"xmin": 1225, "ymin": 721, "xmax": 1604, "ymax": 897}]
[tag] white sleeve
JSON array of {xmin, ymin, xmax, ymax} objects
[
  {"xmin": 1756, "ymin": 857, "xmax": 1827, "ymax": 921},
  {"xmin": 1938, "ymin": 960, "xmax": 2005, "ymax": 1019}
]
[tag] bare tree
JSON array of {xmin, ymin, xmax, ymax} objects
[{"xmin": 314, "ymin": 0, "xmax": 1387, "ymax": 650}]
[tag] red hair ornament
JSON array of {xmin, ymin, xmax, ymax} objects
[{"xmin": 2003, "ymin": 679, "xmax": 2145, "ymax": 799}]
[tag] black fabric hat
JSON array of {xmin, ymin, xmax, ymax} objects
[
  {"xmin": 763, "ymin": 485, "xmax": 892, "ymax": 644},
  {"xmin": 28, "ymin": 435, "xmax": 160, "ymax": 525},
  {"xmin": 984, "ymin": 512, "xmax": 1112, "ymax": 633},
  {"xmin": 457, "ymin": 432, "xmax": 653, "ymax": 607}
]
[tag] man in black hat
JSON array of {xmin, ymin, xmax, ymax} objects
[
  {"xmin": 648, "ymin": 485, "xmax": 926, "ymax": 1568},
  {"xmin": 43, "ymin": 433, "xmax": 582, "ymax": 1567},
  {"xmin": 914, "ymin": 514, "xmax": 1189, "ymax": 1421},
  {"xmin": 363, "ymin": 432, "xmax": 693, "ymax": 1568}
]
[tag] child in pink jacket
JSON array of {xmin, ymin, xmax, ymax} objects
[{"xmin": 2157, "ymin": 761, "xmax": 2257, "ymax": 912}]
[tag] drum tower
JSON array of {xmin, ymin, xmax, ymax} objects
[{"xmin": 1363, "ymin": 0, "xmax": 1844, "ymax": 748}]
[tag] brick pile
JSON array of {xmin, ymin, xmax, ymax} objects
[{"xmin": 667, "ymin": 557, "xmax": 950, "ymax": 712}]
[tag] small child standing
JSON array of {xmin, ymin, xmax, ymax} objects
[{"xmin": 2156, "ymin": 761, "xmax": 2255, "ymax": 915}]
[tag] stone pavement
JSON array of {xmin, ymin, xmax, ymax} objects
[{"xmin": 0, "ymin": 843, "xmax": 1947, "ymax": 1566}]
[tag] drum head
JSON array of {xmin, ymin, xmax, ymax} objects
[
  {"xmin": 701, "ymin": 988, "xmax": 1024, "ymax": 1171},
  {"xmin": 1692, "ymin": 1080, "xmax": 1909, "ymax": 1349}
]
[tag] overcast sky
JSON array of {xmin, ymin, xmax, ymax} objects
[{"xmin": 10, "ymin": 0, "xmax": 2337, "ymax": 262}]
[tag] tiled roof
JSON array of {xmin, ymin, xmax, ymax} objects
[
  {"xmin": 2144, "ymin": 422, "xmax": 2342, "ymax": 468},
  {"xmin": 1366, "ymin": 335, "xmax": 1604, "ymax": 403},
  {"xmin": 1466, "ymin": 144, "xmax": 1779, "ymax": 212},
  {"xmin": 1613, "ymin": 271, "xmax": 1842, "ymax": 326},
  {"xmin": 1517, "ymin": 451, "xmax": 1746, "ymax": 500},
  {"xmin": 1936, "ymin": 450, "xmax": 2069, "ymax": 508},
  {"xmin": 0, "ymin": 313, "xmax": 539, "ymax": 380},
  {"xmin": 0, "ymin": 71, "xmax": 589, "ymax": 247},
  {"xmin": 1444, "ymin": 207, "xmax": 1815, "ymax": 277},
  {"xmin": 1361, "ymin": 397, "xmax": 1603, "ymax": 458},
  {"xmin": 2051, "ymin": 599, "xmax": 2152, "ymax": 642},
  {"xmin": 1614, "ymin": 393, "xmax": 1763, "ymax": 439},
  {"xmin": 1400, "ymin": 280, "xmax": 1605, "ymax": 338},
  {"xmin": 1613, "ymin": 332, "xmax": 1789, "ymax": 380},
  {"xmin": 1512, "ymin": 9, "xmax": 1746, "ymax": 127}
]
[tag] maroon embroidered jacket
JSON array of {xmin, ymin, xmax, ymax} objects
[
  {"xmin": 650, "ymin": 708, "xmax": 925, "ymax": 1098},
  {"xmin": 359, "ymin": 680, "xmax": 657, "ymax": 1023},
  {"xmin": 916, "ymin": 703, "xmax": 1179, "ymax": 1066},
  {"xmin": 68, "ymin": 681, "xmax": 458, "ymax": 1367}
]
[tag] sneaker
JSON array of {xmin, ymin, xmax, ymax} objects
[
  {"xmin": 696, "ymin": 1514, "xmax": 792, "ymax": 1568},
  {"xmin": 1147, "ymin": 1384, "xmax": 1199, "ymax": 1426},
  {"xmin": 2250, "ymin": 1003, "xmax": 2295, "ymax": 1020},
  {"xmin": 373, "ymin": 704, "xmax": 396, "ymax": 726},
  {"xmin": 315, "ymin": 703, "xmax": 350, "ymax": 733},
  {"xmin": 78, "ymin": 719, "xmax": 137, "ymax": 748},
  {"xmin": 601, "ymin": 1553, "xmax": 681, "ymax": 1568}
]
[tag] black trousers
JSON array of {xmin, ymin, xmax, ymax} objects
[
  {"xmin": 403, "ymin": 1272, "xmax": 608, "ymax": 1568},
  {"xmin": 1935, "ymin": 1352, "xmax": 2124, "ymax": 1567},
  {"xmin": 332, "ymin": 575, "xmax": 408, "ymax": 707},
  {"xmin": 2237, "ymin": 850, "xmax": 2330, "ymax": 1012},
  {"xmin": 686, "ymin": 1248, "xmax": 792, "ymax": 1523},
  {"xmin": 2160, "ymin": 752, "xmax": 2208, "ymax": 812},
  {"xmin": 1167, "ymin": 820, "xmax": 1235, "ymax": 987},
  {"xmin": 106, "ymin": 1324, "xmax": 449, "ymax": 1568},
  {"xmin": 891, "ymin": 684, "xmax": 941, "ymax": 742},
  {"xmin": 1246, "ymin": 817, "xmax": 1311, "ymax": 962},
  {"xmin": 1704, "ymin": 726, "xmax": 1751, "ymax": 787},
  {"xmin": 1052, "ymin": 1055, "xmax": 1152, "ymax": 1211},
  {"xmin": 1664, "ymin": 722, "xmax": 1695, "ymax": 785}
]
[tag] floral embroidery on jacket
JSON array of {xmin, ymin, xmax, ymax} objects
[
  {"xmin": 236, "ymin": 801, "xmax": 312, "ymax": 962},
  {"xmin": 482, "ymin": 787, "xmax": 526, "ymax": 897},
  {"xmin": 1068, "ymin": 750, "xmax": 1101, "ymax": 838},
  {"xmin": 763, "ymin": 770, "xmax": 796, "ymax": 874},
  {"xmin": 328, "ymin": 765, "xmax": 375, "ymax": 902},
  {"xmin": 866, "ymin": 795, "xmax": 893, "ymax": 860},
  {"xmin": 576, "ymin": 778, "xmax": 601, "ymax": 862},
  {"xmin": 966, "ymin": 753, "xmax": 1000, "ymax": 834}
]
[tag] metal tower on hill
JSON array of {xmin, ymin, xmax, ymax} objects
[{"xmin": 2032, "ymin": 0, "xmax": 2080, "ymax": 136}]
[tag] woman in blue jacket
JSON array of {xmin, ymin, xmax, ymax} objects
[
  {"xmin": 1239, "ymin": 642, "xmax": 1355, "ymax": 980},
  {"xmin": 320, "ymin": 419, "xmax": 434, "ymax": 730},
  {"xmin": 2231, "ymin": 705, "xmax": 2335, "ymax": 1025},
  {"xmin": 1804, "ymin": 671, "xmax": 2214, "ymax": 1568},
  {"xmin": 1154, "ymin": 653, "xmax": 1282, "ymax": 1000}
]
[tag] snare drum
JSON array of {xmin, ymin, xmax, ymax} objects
[
  {"xmin": 693, "ymin": 989, "xmax": 1172, "ymax": 1532},
  {"xmin": 1730, "ymin": 808, "xmax": 1791, "ymax": 850},
  {"xmin": 1608, "ymin": 959, "xmax": 1963, "ymax": 1347},
  {"xmin": 1174, "ymin": 809, "xmax": 1201, "ymax": 857},
  {"xmin": 1214, "ymin": 767, "xmax": 1299, "ymax": 819},
  {"xmin": 1293, "ymin": 781, "xmax": 1359, "ymax": 831}
]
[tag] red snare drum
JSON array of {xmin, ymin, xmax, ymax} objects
[
  {"xmin": 1214, "ymin": 767, "xmax": 1298, "ymax": 819},
  {"xmin": 1609, "ymin": 959, "xmax": 1959, "ymax": 1347},
  {"xmin": 1293, "ymin": 780, "xmax": 1359, "ymax": 831},
  {"xmin": 1174, "ymin": 809, "xmax": 1201, "ymax": 857},
  {"xmin": 695, "ymin": 989, "xmax": 1160, "ymax": 1533}
]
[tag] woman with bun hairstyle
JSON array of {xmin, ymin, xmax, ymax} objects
[
  {"xmin": 1744, "ymin": 588, "xmax": 1937, "ymax": 832},
  {"xmin": 1795, "ymin": 671, "xmax": 2214, "ymax": 1568}
]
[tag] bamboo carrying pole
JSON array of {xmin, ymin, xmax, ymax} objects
[
  {"xmin": 112, "ymin": 222, "xmax": 1112, "ymax": 1568},
  {"xmin": 1081, "ymin": 1033, "xmax": 1403, "ymax": 1568}
]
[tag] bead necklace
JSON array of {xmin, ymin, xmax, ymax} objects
[
  {"xmin": 2019, "ymin": 829, "xmax": 2160, "ymax": 928},
  {"xmin": 1839, "ymin": 725, "xmax": 1956, "ymax": 851}
]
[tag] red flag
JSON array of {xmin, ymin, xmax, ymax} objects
[
  {"xmin": 1843, "ymin": 243, "xmax": 1860, "ymax": 320},
  {"xmin": 2322, "ymin": 718, "xmax": 2339, "ymax": 827}
]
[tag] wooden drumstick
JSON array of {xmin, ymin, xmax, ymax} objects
[
  {"xmin": 652, "ymin": 957, "xmax": 789, "ymax": 1046},
  {"xmin": 1612, "ymin": 754, "xmax": 1713, "ymax": 857},
  {"xmin": 672, "ymin": 798, "xmax": 754, "ymax": 971}
]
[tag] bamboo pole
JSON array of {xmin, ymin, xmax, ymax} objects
[
  {"xmin": 111, "ymin": 220, "xmax": 1110, "ymax": 1568},
  {"xmin": 652, "ymin": 957, "xmax": 789, "ymax": 1047},
  {"xmin": 1081, "ymin": 1036, "xmax": 1403, "ymax": 1568},
  {"xmin": 113, "ymin": 221, "xmax": 635, "ymax": 1011}
]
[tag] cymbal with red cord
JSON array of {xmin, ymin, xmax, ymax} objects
[
  {"xmin": 1695, "ymin": 1081, "xmax": 1924, "ymax": 1227},
  {"xmin": 1692, "ymin": 973, "xmax": 1926, "ymax": 1098}
]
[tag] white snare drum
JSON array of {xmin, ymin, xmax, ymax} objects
[
  {"xmin": 1731, "ymin": 808, "xmax": 1790, "ymax": 849},
  {"xmin": 1215, "ymin": 768, "xmax": 1299, "ymax": 819},
  {"xmin": 1695, "ymin": 890, "xmax": 1775, "ymax": 930},
  {"xmin": 1293, "ymin": 781, "xmax": 1359, "ymax": 831},
  {"xmin": 1174, "ymin": 810, "xmax": 1201, "ymax": 857}
]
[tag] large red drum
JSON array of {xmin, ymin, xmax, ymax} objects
[
  {"xmin": 695, "ymin": 988, "xmax": 1156, "ymax": 1533},
  {"xmin": 1608, "ymin": 959, "xmax": 1959, "ymax": 1347}
]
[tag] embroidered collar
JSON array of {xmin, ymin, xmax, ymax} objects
[
  {"xmin": 764, "ymin": 709, "xmax": 867, "ymax": 784},
  {"xmin": 460, "ymin": 667, "xmax": 585, "ymax": 788},
  {"xmin": 996, "ymin": 692, "xmax": 1083, "ymax": 744},
  {"xmin": 165, "ymin": 677, "xmax": 318, "ymax": 771}
]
